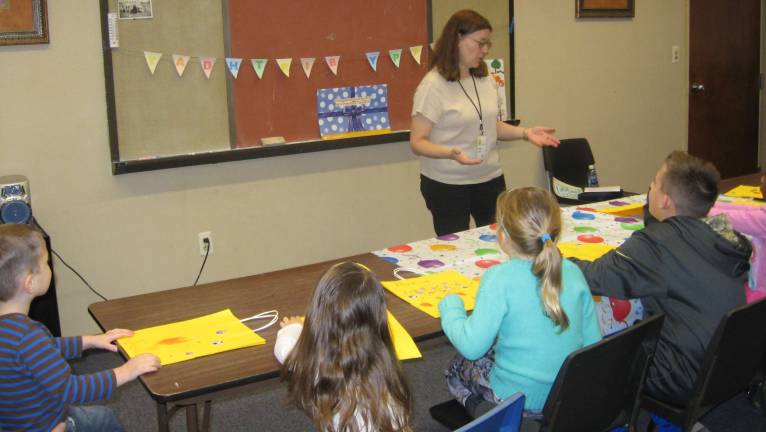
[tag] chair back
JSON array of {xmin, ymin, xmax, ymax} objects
[
  {"xmin": 540, "ymin": 314, "xmax": 665, "ymax": 432},
  {"xmin": 542, "ymin": 138, "xmax": 595, "ymax": 188},
  {"xmin": 456, "ymin": 392, "xmax": 525, "ymax": 432},
  {"xmin": 643, "ymin": 298, "xmax": 766, "ymax": 430}
]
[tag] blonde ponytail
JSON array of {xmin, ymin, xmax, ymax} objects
[
  {"xmin": 496, "ymin": 187, "xmax": 569, "ymax": 330},
  {"xmin": 532, "ymin": 236, "xmax": 568, "ymax": 330}
]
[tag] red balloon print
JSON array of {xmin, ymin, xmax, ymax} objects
[
  {"xmin": 388, "ymin": 244, "xmax": 412, "ymax": 252},
  {"xmin": 609, "ymin": 298, "xmax": 632, "ymax": 322},
  {"xmin": 577, "ymin": 234, "xmax": 604, "ymax": 243},
  {"xmin": 475, "ymin": 259, "xmax": 501, "ymax": 269}
]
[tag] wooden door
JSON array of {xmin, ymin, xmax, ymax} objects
[{"xmin": 688, "ymin": 0, "xmax": 761, "ymax": 178}]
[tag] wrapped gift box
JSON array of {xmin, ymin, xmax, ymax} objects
[{"xmin": 316, "ymin": 84, "xmax": 391, "ymax": 139}]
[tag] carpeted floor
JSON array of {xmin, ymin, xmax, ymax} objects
[{"xmin": 70, "ymin": 335, "xmax": 766, "ymax": 431}]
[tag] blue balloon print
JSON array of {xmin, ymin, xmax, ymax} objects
[{"xmin": 572, "ymin": 211, "xmax": 596, "ymax": 220}]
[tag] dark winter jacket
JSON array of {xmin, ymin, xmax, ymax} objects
[{"xmin": 572, "ymin": 213, "xmax": 751, "ymax": 403}]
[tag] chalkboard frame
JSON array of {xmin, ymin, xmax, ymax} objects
[{"xmin": 100, "ymin": 0, "xmax": 515, "ymax": 175}]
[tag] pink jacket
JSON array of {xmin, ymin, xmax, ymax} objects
[{"xmin": 709, "ymin": 202, "xmax": 766, "ymax": 303}]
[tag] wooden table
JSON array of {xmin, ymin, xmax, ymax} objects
[
  {"xmin": 89, "ymin": 253, "xmax": 441, "ymax": 432},
  {"xmin": 719, "ymin": 172, "xmax": 762, "ymax": 193},
  {"xmin": 90, "ymin": 174, "xmax": 762, "ymax": 431}
]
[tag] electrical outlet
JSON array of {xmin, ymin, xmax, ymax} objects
[
  {"xmin": 198, "ymin": 231, "xmax": 213, "ymax": 256},
  {"xmin": 671, "ymin": 45, "xmax": 680, "ymax": 63}
]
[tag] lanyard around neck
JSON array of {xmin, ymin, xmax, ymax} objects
[{"xmin": 457, "ymin": 76, "xmax": 484, "ymax": 135}]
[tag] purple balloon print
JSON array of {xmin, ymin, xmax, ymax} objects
[
  {"xmin": 418, "ymin": 259, "xmax": 445, "ymax": 269},
  {"xmin": 614, "ymin": 217, "xmax": 638, "ymax": 223}
]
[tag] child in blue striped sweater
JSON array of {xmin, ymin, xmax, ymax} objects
[{"xmin": 0, "ymin": 224, "xmax": 160, "ymax": 432}]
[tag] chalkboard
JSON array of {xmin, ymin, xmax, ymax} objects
[{"xmin": 100, "ymin": 0, "xmax": 514, "ymax": 174}]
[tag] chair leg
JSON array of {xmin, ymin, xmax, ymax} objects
[{"xmin": 746, "ymin": 379, "xmax": 765, "ymax": 415}]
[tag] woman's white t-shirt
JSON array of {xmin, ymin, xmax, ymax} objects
[{"xmin": 412, "ymin": 69, "xmax": 502, "ymax": 185}]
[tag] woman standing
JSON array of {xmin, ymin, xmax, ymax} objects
[{"xmin": 411, "ymin": 9, "xmax": 559, "ymax": 236}]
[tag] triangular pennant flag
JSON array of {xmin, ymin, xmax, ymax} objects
[
  {"xmin": 300, "ymin": 57, "xmax": 315, "ymax": 78},
  {"xmin": 325, "ymin": 55, "xmax": 340, "ymax": 75},
  {"xmin": 200, "ymin": 57, "xmax": 216, "ymax": 79},
  {"xmin": 388, "ymin": 49, "xmax": 402, "ymax": 68},
  {"xmin": 144, "ymin": 51, "xmax": 162, "ymax": 75},
  {"xmin": 225, "ymin": 57, "xmax": 243, "ymax": 79},
  {"xmin": 409, "ymin": 45, "xmax": 423, "ymax": 65},
  {"xmin": 366, "ymin": 52, "xmax": 380, "ymax": 71},
  {"xmin": 251, "ymin": 59, "xmax": 267, "ymax": 79},
  {"xmin": 276, "ymin": 58, "xmax": 292, "ymax": 77},
  {"xmin": 172, "ymin": 54, "xmax": 190, "ymax": 77}
]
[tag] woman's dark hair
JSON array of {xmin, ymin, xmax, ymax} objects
[
  {"xmin": 431, "ymin": 9, "xmax": 492, "ymax": 81},
  {"xmin": 282, "ymin": 262, "xmax": 412, "ymax": 431}
]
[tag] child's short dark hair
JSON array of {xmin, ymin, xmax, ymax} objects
[
  {"xmin": 0, "ymin": 224, "xmax": 44, "ymax": 301},
  {"xmin": 662, "ymin": 151, "xmax": 720, "ymax": 218}
]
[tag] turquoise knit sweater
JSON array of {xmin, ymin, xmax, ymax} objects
[{"xmin": 439, "ymin": 258, "xmax": 601, "ymax": 410}]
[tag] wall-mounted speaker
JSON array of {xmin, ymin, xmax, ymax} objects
[{"xmin": 0, "ymin": 175, "xmax": 32, "ymax": 224}]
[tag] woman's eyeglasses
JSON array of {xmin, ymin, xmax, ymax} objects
[{"xmin": 468, "ymin": 37, "xmax": 492, "ymax": 50}]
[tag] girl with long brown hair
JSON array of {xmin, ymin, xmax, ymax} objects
[
  {"xmin": 275, "ymin": 262, "xmax": 412, "ymax": 432},
  {"xmin": 439, "ymin": 187, "xmax": 601, "ymax": 417}
]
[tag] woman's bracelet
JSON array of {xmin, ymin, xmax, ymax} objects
[{"xmin": 522, "ymin": 128, "xmax": 530, "ymax": 141}]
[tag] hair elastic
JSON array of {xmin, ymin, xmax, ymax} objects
[{"xmin": 540, "ymin": 233, "xmax": 552, "ymax": 243}]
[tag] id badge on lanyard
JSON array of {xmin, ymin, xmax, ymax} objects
[{"xmin": 476, "ymin": 134, "xmax": 487, "ymax": 161}]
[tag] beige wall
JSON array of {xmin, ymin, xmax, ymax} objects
[{"xmin": 0, "ymin": 1, "xmax": 745, "ymax": 336}]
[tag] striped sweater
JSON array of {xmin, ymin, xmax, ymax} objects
[{"xmin": 0, "ymin": 313, "xmax": 116, "ymax": 432}]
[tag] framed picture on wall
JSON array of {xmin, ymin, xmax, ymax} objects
[
  {"xmin": 576, "ymin": 0, "xmax": 635, "ymax": 18},
  {"xmin": 0, "ymin": 0, "xmax": 49, "ymax": 45}
]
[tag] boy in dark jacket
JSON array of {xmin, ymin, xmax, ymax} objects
[{"xmin": 572, "ymin": 151, "xmax": 751, "ymax": 404}]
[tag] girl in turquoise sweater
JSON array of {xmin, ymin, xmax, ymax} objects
[{"xmin": 439, "ymin": 187, "xmax": 601, "ymax": 417}]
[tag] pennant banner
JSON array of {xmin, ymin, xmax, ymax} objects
[
  {"xmin": 366, "ymin": 51, "xmax": 379, "ymax": 72},
  {"xmin": 276, "ymin": 58, "xmax": 292, "ymax": 77},
  {"xmin": 251, "ymin": 59, "xmax": 267, "ymax": 79},
  {"xmin": 325, "ymin": 55, "xmax": 340, "ymax": 75},
  {"xmin": 388, "ymin": 49, "xmax": 402, "ymax": 68},
  {"xmin": 144, "ymin": 51, "xmax": 162, "ymax": 75},
  {"xmin": 226, "ymin": 57, "xmax": 243, "ymax": 79},
  {"xmin": 136, "ymin": 42, "xmax": 427, "ymax": 80},
  {"xmin": 172, "ymin": 54, "xmax": 190, "ymax": 77},
  {"xmin": 200, "ymin": 57, "xmax": 216, "ymax": 79},
  {"xmin": 300, "ymin": 57, "xmax": 315, "ymax": 78},
  {"xmin": 409, "ymin": 45, "xmax": 422, "ymax": 65}
]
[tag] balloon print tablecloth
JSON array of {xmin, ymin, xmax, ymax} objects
[{"xmin": 373, "ymin": 196, "xmax": 649, "ymax": 336}]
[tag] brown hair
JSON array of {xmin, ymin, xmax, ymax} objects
[
  {"xmin": 661, "ymin": 151, "xmax": 720, "ymax": 217},
  {"xmin": 282, "ymin": 262, "xmax": 412, "ymax": 432},
  {"xmin": 496, "ymin": 188, "xmax": 569, "ymax": 330},
  {"xmin": 0, "ymin": 224, "xmax": 44, "ymax": 301},
  {"xmin": 431, "ymin": 9, "xmax": 491, "ymax": 81}
]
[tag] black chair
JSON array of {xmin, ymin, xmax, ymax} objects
[
  {"xmin": 542, "ymin": 138, "xmax": 621, "ymax": 205},
  {"xmin": 641, "ymin": 298, "xmax": 766, "ymax": 431},
  {"xmin": 530, "ymin": 313, "xmax": 665, "ymax": 432},
  {"xmin": 431, "ymin": 314, "xmax": 665, "ymax": 431}
]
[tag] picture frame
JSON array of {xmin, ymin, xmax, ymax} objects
[
  {"xmin": 576, "ymin": 0, "xmax": 635, "ymax": 18},
  {"xmin": 0, "ymin": 0, "xmax": 49, "ymax": 46},
  {"xmin": 117, "ymin": 0, "xmax": 153, "ymax": 20}
]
